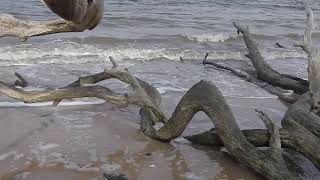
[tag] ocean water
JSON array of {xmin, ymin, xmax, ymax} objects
[{"xmin": 0, "ymin": 0, "xmax": 319, "ymax": 64}]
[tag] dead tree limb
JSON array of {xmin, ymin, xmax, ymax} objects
[
  {"xmin": 203, "ymin": 53, "xmax": 299, "ymax": 103},
  {"xmin": 275, "ymin": 43, "xmax": 285, "ymax": 48},
  {"xmin": 203, "ymin": 21, "xmax": 310, "ymax": 102},
  {"xmin": 14, "ymin": 72, "xmax": 28, "ymax": 88},
  {"xmin": 233, "ymin": 22, "xmax": 309, "ymax": 94},
  {"xmin": 203, "ymin": 53, "xmax": 252, "ymax": 80},
  {"xmin": 0, "ymin": 0, "xmax": 104, "ymax": 41}
]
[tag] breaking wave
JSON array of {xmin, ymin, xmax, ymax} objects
[
  {"xmin": 0, "ymin": 40, "xmax": 307, "ymax": 66},
  {"xmin": 182, "ymin": 33, "xmax": 239, "ymax": 43},
  {"xmin": 0, "ymin": 40, "xmax": 243, "ymax": 65}
]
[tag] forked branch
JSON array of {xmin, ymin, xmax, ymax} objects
[{"xmin": 233, "ymin": 22, "xmax": 308, "ymax": 94}]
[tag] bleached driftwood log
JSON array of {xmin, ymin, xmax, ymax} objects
[{"xmin": 0, "ymin": 0, "xmax": 104, "ymax": 41}]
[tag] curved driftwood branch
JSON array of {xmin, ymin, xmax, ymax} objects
[
  {"xmin": 186, "ymin": 92, "xmax": 320, "ymax": 170},
  {"xmin": 255, "ymin": 110, "xmax": 281, "ymax": 150},
  {"xmin": 0, "ymin": 0, "xmax": 104, "ymax": 41},
  {"xmin": 139, "ymin": 81, "xmax": 295, "ymax": 179}
]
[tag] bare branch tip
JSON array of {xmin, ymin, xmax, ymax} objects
[
  {"xmin": 179, "ymin": 57, "xmax": 184, "ymax": 63},
  {"xmin": 255, "ymin": 109, "xmax": 272, "ymax": 128},
  {"xmin": 109, "ymin": 56, "xmax": 118, "ymax": 68}
]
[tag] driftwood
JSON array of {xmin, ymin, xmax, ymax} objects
[
  {"xmin": 233, "ymin": 22, "xmax": 309, "ymax": 94},
  {"xmin": 203, "ymin": 21, "xmax": 309, "ymax": 104},
  {"xmin": 0, "ymin": 1, "xmax": 320, "ymax": 180},
  {"xmin": 202, "ymin": 52, "xmax": 299, "ymax": 104},
  {"xmin": 0, "ymin": 59, "xmax": 296, "ymax": 179},
  {"xmin": 13, "ymin": 72, "xmax": 29, "ymax": 88},
  {"xmin": 0, "ymin": 0, "xmax": 104, "ymax": 41},
  {"xmin": 186, "ymin": 1, "xmax": 320, "ymax": 178}
]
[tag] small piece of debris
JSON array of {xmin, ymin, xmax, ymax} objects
[{"xmin": 103, "ymin": 173, "xmax": 128, "ymax": 180}]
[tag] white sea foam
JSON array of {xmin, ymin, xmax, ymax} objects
[
  {"xmin": 37, "ymin": 143, "xmax": 60, "ymax": 151},
  {"xmin": 0, "ymin": 40, "xmax": 244, "ymax": 65},
  {"xmin": 183, "ymin": 33, "xmax": 239, "ymax": 43}
]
